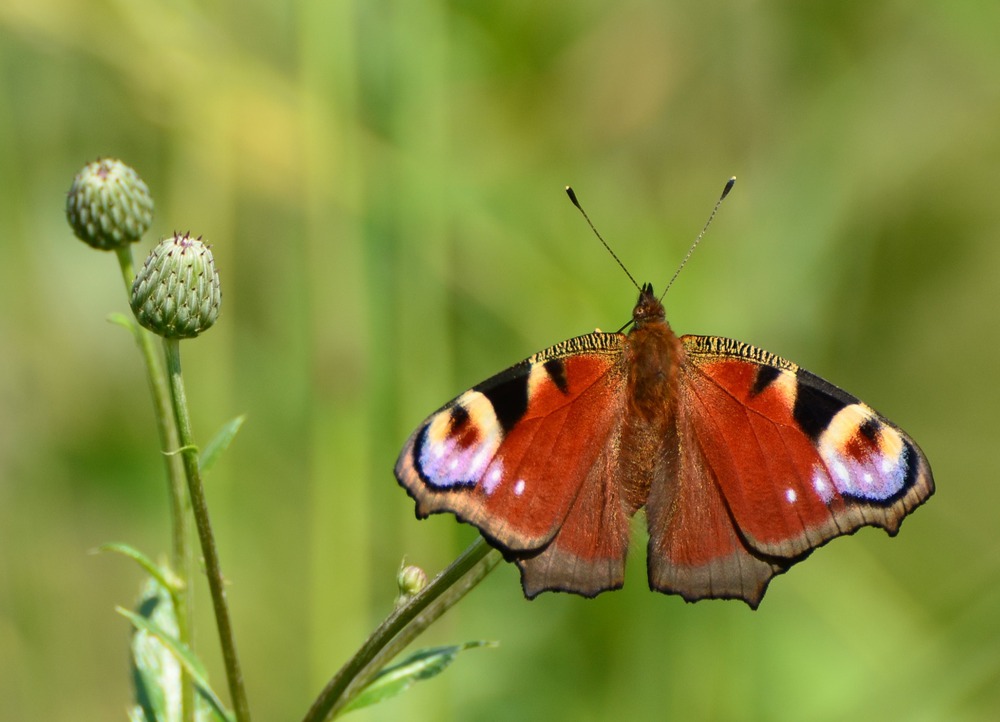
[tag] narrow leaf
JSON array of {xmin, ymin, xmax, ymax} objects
[
  {"xmin": 199, "ymin": 415, "xmax": 246, "ymax": 474},
  {"xmin": 96, "ymin": 543, "xmax": 181, "ymax": 593},
  {"xmin": 108, "ymin": 311, "xmax": 138, "ymax": 333},
  {"xmin": 342, "ymin": 641, "xmax": 495, "ymax": 714}
]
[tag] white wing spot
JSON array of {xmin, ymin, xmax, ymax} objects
[
  {"xmin": 785, "ymin": 487, "xmax": 797, "ymax": 504},
  {"xmin": 483, "ymin": 465, "xmax": 504, "ymax": 495},
  {"xmin": 514, "ymin": 479, "xmax": 526, "ymax": 496},
  {"xmin": 812, "ymin": 470, "xmax": 833, "ymax": 503},
  {"xmin": 471, "ymin": 446, "xmax": 492, "ymax": 475},
  {"xmin": 833, "ymin": 459, "xmax": 850, "ymax": 484}
]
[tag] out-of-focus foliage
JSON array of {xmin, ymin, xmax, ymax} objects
[{"xmin": 1, "ymin": 1, "xmax": 996, "ymax": 720}]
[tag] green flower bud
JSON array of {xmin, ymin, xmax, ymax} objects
[
  {"xmin": 130, "ymin": 233, "xmax": 221, "ymax": 338},
  {"xmin": 66, "ymin": 159, "xmax": 154, "ymax": 250},
  {"xmin": 396, "ymin": 563, "xmax": 428, "ymax": 607}
]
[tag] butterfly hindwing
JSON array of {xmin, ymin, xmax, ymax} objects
[
  {"xmin": 646, "ymin": 403, "xmax": 788, "ymax": 607},
  {"xmin": 395, "ymin": 332, "xmax": 636, "ymax": 594},
  {"xmin": 646, "ymin": 334, "xmax": 933, "ymax": 607}
]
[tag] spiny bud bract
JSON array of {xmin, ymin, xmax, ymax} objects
[
  {"xmin": 130, "ymin": 233, "xmax": 221, "ymax": 339},
  {"xmin": 66, "ymin": 158, "xmax": 154, "ymax": 250}
]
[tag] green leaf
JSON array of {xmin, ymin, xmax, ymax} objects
[
  {"xmin": 129, "ymin": 578, "xmax": 180, "ymax": 722},
  {"xmin": 119, "ymin": 605, "xmax": 234, "ymax": 722},
  {"xmin": 198, "ymin": 414, "xmax": 246, "ymax": 474},
  {"xmin": 96, "ymin": 543, "xmax": 181, "ymax": 593},
  {"xmin": 342, "ymin": 641, "xmax": 495, "ymax": 715}
]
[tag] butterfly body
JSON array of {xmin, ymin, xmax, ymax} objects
[{"xmin": 395, "ymin": 283, "xmax": 933, "ymax": 608}]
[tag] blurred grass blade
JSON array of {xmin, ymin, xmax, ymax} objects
[
  {"xmin": 119, "ymin": 605, "xmax": 234, "ymax": 722},
  {"xmin": 198, "ymin": 414, "xmax": 246, "ymax": 474},
  {"xmin": 341, "ymin": 641, "xmax": 495, "ymax": 715},
  {"xmin": 97, "ymin": 543, "xmax": 180, "ymax": 593}
]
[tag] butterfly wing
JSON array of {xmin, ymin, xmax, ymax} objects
[
  {"xmin": 395, "ymin": 332, "xmax": 635, "ymax": 597},
  {"xmin": 646, "ymin": 406, "xmax": 788, "ymax": 607},
  {"xmin": 647, "ymin": 335, "xmax": 934, "ymax": 608}
]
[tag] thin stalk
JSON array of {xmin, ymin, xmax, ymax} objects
[
  {"xmin": 303, "ymin": 537, "xmax": 500, "ymax": 722},
  {"xmin": 115, "ymin": 245, "xmax": 194, "ymax": 722},
  {"xmin": 163, "ymin": 337, "xmax": 252, "ymax": 722}
]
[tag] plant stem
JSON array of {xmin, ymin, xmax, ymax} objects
[
  {"xmin": 114, "ymin": 245, "xmax": 194, "ymax": 722},
  {"xmin": 163, "ymin": 337, "xmax": 252, "ymax": 722},
  {"xmin": 303, "ymin": 536, "xmax": 500, "ymax": 722}
]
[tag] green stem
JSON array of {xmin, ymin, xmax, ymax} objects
[
  {"xmin": 163, "ymin": 337, "xmax": 252, "ymax": 722},
  {"xmin": 114, "ymin": 245, "xmax": 194, "ymax": 722},
  {"xmin": 303, "ymin": 537, "xmax": 500, "ymax": 722}
]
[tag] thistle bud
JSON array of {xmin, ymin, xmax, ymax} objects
[
  {"xmin": 66, "ymin": 159, "xmax": 154, "ymax": 250},
  {"xmin": 396, "ymin": 563, "xmax": 428, "ymax": 607},
  {"xmin": 130, "ymin": 233, "xmax": 221, "ymax": 338}
]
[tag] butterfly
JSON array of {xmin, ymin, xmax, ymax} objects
[{"xmin": 394, "ymin": 181, "xmax": 934, "ymax": 608}]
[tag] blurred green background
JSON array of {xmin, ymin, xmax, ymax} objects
[{"xmin": 1, "ymin": 0, "xmax": 997, "ymax": 719}]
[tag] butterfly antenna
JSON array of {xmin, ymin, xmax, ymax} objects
[
  {"xmin": 565, "ymin": 186, "xmax": 641, "ymax": 292},
  {"xmin": 660, "ymin": 176, "xmax": 736, "ymax": 300}
]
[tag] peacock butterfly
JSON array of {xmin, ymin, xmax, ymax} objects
[{"xmin": 394, "ymin": 179, "xmax": 934, "ymax": 608}]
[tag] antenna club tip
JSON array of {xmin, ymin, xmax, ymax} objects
[
  {"xmin": 721, "ymin": 176, "xmax": 736, "ymax": 199},
  {"xmin": 565, "ymin": 185, "xmax": 580, "ymax": 207}
]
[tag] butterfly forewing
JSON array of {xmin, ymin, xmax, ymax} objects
[
  {"xmin": 676, "ymin": 335, "xmax": 933, "ymax": 560},
  {"xmin": 395, "ymin": 332, "xmax": 631, "ymax": 565}
]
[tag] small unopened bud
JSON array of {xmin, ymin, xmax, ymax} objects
[
  {"xmin": 66, "ymin": 159, "xmax": 154, "ymax": 250},
  {"xmin": 396, "ymin": 563, "xmax": 428, "ymax": 606},
  {"xmin": 130, "ymin": 233, "xmax": 221, "ymax": 338}
]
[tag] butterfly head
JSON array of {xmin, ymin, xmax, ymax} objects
[{"xmin": 632, "ymin": 282, "xmax": 666, "ymax": 328}]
